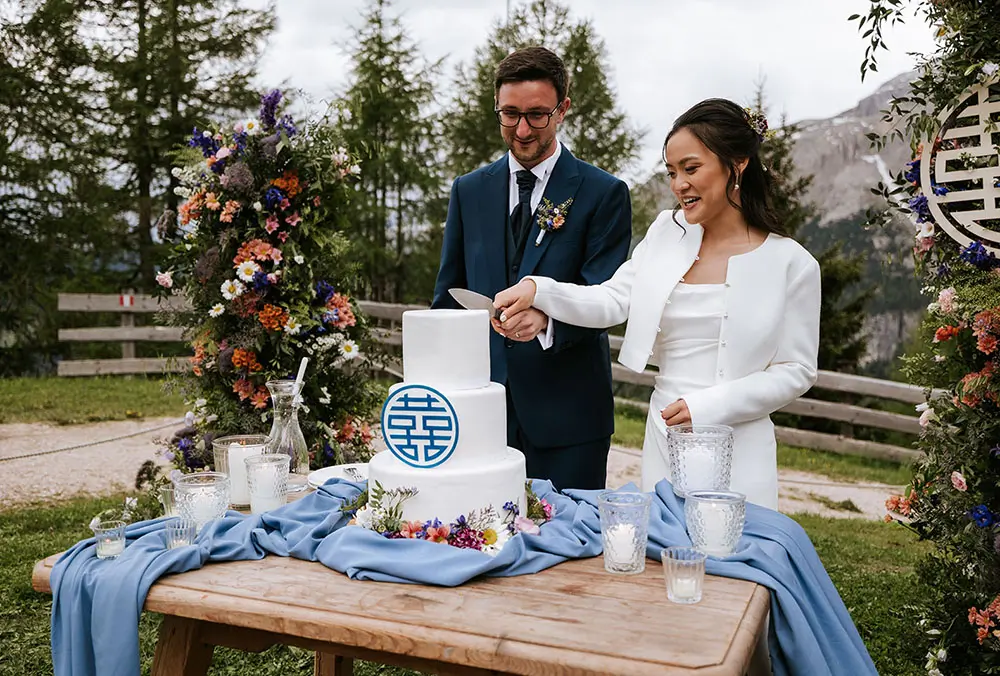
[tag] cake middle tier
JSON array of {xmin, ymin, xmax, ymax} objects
[
  {"xmin": 383, "ymin": 381, "xmax": 507, "ymax": 467},
  {"xmin": 367, "ymin": 446, "xmax": 527, "ymax": 526}
]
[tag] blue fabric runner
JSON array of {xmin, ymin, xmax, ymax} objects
[{"xmin": 50, "ymin": 479, "xmax": 875, "ymax": 676}]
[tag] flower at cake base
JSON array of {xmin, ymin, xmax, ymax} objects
[{"xmin": 513, "ymin": 515, "xmax": 540, "ymax": 535}]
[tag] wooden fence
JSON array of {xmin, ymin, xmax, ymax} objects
[{"xmin": 58, "ymin": 293, "xmax": 934, "ymax": 462}]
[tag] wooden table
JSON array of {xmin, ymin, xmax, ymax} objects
[{"xmin": 32, "ymin": 553, "xmax": 770, "ymax": 676}]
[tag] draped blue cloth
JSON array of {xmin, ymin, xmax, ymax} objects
[{"xmin": 50, "ymin": 479, "xmax": 875, "ymax": 676}]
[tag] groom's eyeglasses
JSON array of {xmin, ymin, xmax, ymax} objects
[{"xmin": 495, "ymin": 104, "xmax": 561, "ymax": 129}]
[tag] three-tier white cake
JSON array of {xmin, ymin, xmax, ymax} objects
[{"xmin": 367, "ymin": 309, "xmax": 527, "ymax": 524}]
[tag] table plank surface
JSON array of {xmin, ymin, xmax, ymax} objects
[{"xmin": 33, "ymin": 553, "xmax": 768, "ymax": 676}]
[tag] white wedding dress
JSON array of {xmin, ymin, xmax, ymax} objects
[{"xmin": 641, "ymin": 282, "xmax": 779, "ymax": 509}]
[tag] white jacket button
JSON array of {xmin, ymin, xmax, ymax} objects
[
  {"xmin": 721, "ymin": 340, "xmax": 727, "ymax": 347},
  {"xmin": 656, "ymin": 327, "xmax": 662, "ymax": 333}
]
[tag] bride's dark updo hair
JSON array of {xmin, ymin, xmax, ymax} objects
[{"xmin": 664, "ymin": 98, "xmax": 788, "ymax": 237}]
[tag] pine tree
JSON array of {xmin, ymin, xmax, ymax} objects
[
  {"xmin": 444, "ymin": 0, "xmax": 643, "ymax": 178},
  {"xmin": 336, "ymin": 0, "xmax": 443, "ymax": 302}
]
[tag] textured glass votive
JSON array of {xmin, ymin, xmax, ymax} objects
[
  {"xmin": 158, "ymin": 486, "xmax": 177, "ymax": 517},
  {"xmin": 662, "ymin": 546, "xmax": 707, "ymax": 604},
  {"xmin": 245, "ymin": 453, "xmax": 290, "ymax": 514},
  {"xmin": 174, "ymin": 472, "xmax": 231, "ymax": 531},
  {"xmin": 598, "ymin": 491, "xmax": 652, "ymax": 575},
  {"xmin": 212, "ymin": 434, "xmax": 269, "ymax": 508},
  {"xmin": 685, "ymin": 490, "xmax": 746, "ymax": 557},
  {"xmin": 666, "ymin": 424, "xmax": 735, "ymax": 497},
  {"xmin": 164, "ymin": 518, "xmax": 197, "ymax": 549},
  {"xmin": 92, "ymin": 520, "xmax": 126, "ymax": 560}
]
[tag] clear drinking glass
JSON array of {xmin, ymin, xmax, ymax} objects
[
  {"xmin": 212, "ymin": 434, "xmax": 269, "ymax": 507},
  {"xmin": 662, "ymin": 546, "xmax": 707, "ymax": 604},
  {"xmin": 597, "ymin": 491, "xmax": 652, "ymax": 575},
  {"xmin": 174, "ymin": 472, "xmax": 231, "ymax": 531},
  {"xmin": 666, "ymin": 424, "xmax": 735, "ymax": 497},
  {"xmin": 246, "ymin": 453, "xmax": 290, "ymax": 514},
  {"xmin": 164, "ymin": 518, "xmax": 197, "ymax": 549},
  {"xmin": 158, "ymin": 486, "xmax": 177, "ymax": 517},
  {"xmin": 266, "ymin": 380, "xmax": 309, "ymax": 493},
  {"xmin": 92, "ymin": 520, "xmax": 126, "ymax": 560},
  {"xmin": 685, "ymin": 490, "xmax": 746, "ymax": 557}
]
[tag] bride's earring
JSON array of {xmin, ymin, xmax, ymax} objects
[{"xmin": 734, "ymin": 183, "xmax": 740, "ymax": 190}]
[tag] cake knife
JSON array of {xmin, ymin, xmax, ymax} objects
[{"xmin": 448, "ymin": 288, "xmax": 503, "ymax": 320}]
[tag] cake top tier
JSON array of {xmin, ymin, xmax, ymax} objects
[{"xmin": 401, "ymin": 309, "xmax": 491, "ymax": 390}]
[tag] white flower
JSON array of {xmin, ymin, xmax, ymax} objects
[
  {"xmin": 348, "ymin": 164, "xmax": 361, "ymax": 175},
  {"xmin": 331, "ymin": 147, "xmax": 350, "ymax": 165},
  {"xmin": 339, "ymin": 340, "xmax": 359, "ymax": 360},
  {"xmin": 927, "ymin": 302, "xmax": 940, "ymax": 313},
  {"xmin": 215, "ymin": 146, "xmax": 231, "ymax": 160},
  {"xmin": 252, "ymin": 201, "xmax": 263, "ymax": 212},
  {"xmin": 209, "ymin": 304, "xmax": 225, "ymax": 318},
  {"xmin": 184, "ymin": 411, "xmax": 195, "ymax": 427},
  {"xmin": 915, "ymin": 402, "xmax": 929, "ymax": 413},
  {"xmin": 171, "ymin": 167, "xmax": 183, "ymax": 178},
  {"xmin": 236, "ymin": 260, "xmax": 261, "ymax": 282},
  {"xmin": 928, "ymin": 669, "xmax": 943, "ymax": 676},
  {"xmin": 294, "ymin": 255, "xmax": 305, "ymax": 265},
  {"xmin": 936, "ymin": 648, "xmax": 947, "ymax": 661},
  {"xmin": 220, "ymin": 279, "xmax": 244, "ymax": 300},
  {"xmin": 983, "ymin": 61, "xmax": 999, "ymax": 77},
  {"xmin": 239, "ymin": 118, "xmax": 260, "ymax": 135},
  {"xmin": 934, "ymin": 355, "xmax": 947, "ymax": 362},
  {"xmin": 318, "ymin": 386, "xmax": 331, "ymax": 405},
  {"xmin": 185, "ymin": 243, "xmax": 192, "ymax": 251},
  {"xmin": 916, "ymin": 221, "xmax": 935, "ymax": 239},
  {"xmin": 354, "ymin": 506, "xmax": 374, "ymax": 530},
  {"xmin": 155, "ymin": 271, "xmax": 173, "ymax": 288},
  {"xmin": 283, "ymin": 317, "xmax": 301, "ymax": 335},
  {"xmin": 202, "ymin": 130, "xmax": 212, "ymax": 139},
  {"xmin": 919, "ymin": 407, "xmax": 936, "ymax": 428},
  {"xmin": 184, "ymin": 229, "xmax": 197, "ymax": 240},
  {"xmin": 173, "ymin": 186, "xmax": 191, "ymax": 198},
  {"xmin": 194, "ymin": 398, "xmax": 207, "ymax": 409}
]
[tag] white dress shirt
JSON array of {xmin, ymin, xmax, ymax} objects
[{"xmin": 507, "ymin": 141, "xmax": 562, "ymax": 349}]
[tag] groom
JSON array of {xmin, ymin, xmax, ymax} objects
[{"xmin": 431, "ymin": 46, "xmax": 632, "ymax": 491}]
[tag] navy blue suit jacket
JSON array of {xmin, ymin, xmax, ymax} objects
[{"xmin": 431, "ymin": 146, "xmax": 632, "ymax": 447}]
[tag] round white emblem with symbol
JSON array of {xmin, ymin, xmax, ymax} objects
[{"xmin": 380, "ymin": 384, "xmax": 459, "ymax": 468}]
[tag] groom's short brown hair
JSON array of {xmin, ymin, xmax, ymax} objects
[{"xmin": 494, "ymin": 46, "xmax": 569, "ymax": 103}]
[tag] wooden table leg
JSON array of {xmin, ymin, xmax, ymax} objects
[
  {"xmin": 152, "ymin": 615, "xmax": 214, "ymax": 676},
  {"xmin": 315, "ymin": 651, "xmax": 354, "ymax": 676}
]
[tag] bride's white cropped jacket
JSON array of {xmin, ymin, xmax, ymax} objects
[{"xmin": 528, "ymin": 210, "xmax": 821, "ymax": 427}]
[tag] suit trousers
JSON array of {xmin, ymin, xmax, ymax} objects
[{"xmin": 506, "ymin": 386, "xmax": 611, "ymax": 492}]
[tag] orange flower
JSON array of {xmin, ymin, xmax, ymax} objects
[
  {"xmin": 271, "ymin": 170, "xmax": 302, "ymax": 197},
  {"xmin": 205, "ymin": 192, "xmax": 221, "ymax": 210},
  {"xmin": 424, "ymin": 524, "xmax": 450, "ymax": 543},
  {"xmin": 233, "ymin": 378, "xmax": 255, "ymax": 401},
  {"xmin": 258, "ymin": 304, "xmax": 288, "ymax": 331},
  {"xmin": 325, "ymin": 293, "xmax": 356, "ymax": 328},
  {"xmin": 250, "ymin": 388, "xmax": 269, "ymax": 410},
  {"xmin": 933, "ymin": 325, "xmax": 960, "ymax": 342},
  {"xmin": 399, "ymin": 521, "xmax": 423, "ymax": 539},
  {"xmin": 231, "ymin": 348, "xmax": 262, "ymax": 372}
]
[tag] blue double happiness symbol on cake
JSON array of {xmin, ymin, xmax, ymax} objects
[{"xmin": 381, "ymin": 385, "xmax": 460, "ymax": 468}]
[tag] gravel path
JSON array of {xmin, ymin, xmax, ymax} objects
[{"xmin": 0, "ymin": 419, "xmax": 898, "ymax": 519}]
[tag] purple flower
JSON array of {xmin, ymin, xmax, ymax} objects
[
  {"xmin": 990, "ymin": 445, "xmax": 1000, "ymax": 460},
  {"xmin": 935, "ymin": 263, "xmax": 951, "ymax": 279},
  {"xmin": 260, "ymin": 89, "xmax": 283, "ymax": 131},
  {"xmin": 188, "ymin": 127, "xmax": 219, "ymax": 158},
  {"xmin": 177, "ymin": 438, "xmax": 193, "ymax": 452},
  {"xmin": 970, "ymin": 505, "xmax": 994, "ymax": 528},
  {"xmin": 932, "ymin": 183, "xmax": 948, "ymax": 196},
  {"xmin": 450, "ymin": 527, "xmax": 484, "ymax": 550},
  {"xmin": 960, "ymin": 241, "xmax": 1000, "ymax": 271},
  {"xmin": 264, "ymin": 187, "xmax": 284, "ymax": 211},
  {"xmin": 904, "ymin": 160, "xmax": 920, "ymax": 184},
  {"xmin": 908, "ymin": 194, "xmax": 931, "ymax": 223},
  {"xmin": 315, "ymin": 281, "xmax": 335, "ymax": 304},
  {"xmin": 252, "ymin": 271, "xmax": 270, "ymax": 292},
  {"xmin": 502, "ymin": 500, "xmax": 518, "ymax": 516},
  {"xmin": 322, "ymin": 309, "xmax": 339, "ymax": 325},
  {"xmin": 278, "ymin": 114, "xmax": 297, "ymax": 137}
]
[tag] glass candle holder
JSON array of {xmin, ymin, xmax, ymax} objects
[
  {"xmin": 666, "ymin": 424, "xmax": 735, "ymax": 497},
  {"xmin": 245, "ymin": 453, "xmax": 290, "ymax": 514},
  {"xmin": 158, "ymin": 486, "xmax": 177, "ymax": 517},
  {"xmin": 685, "ymin": 490, "xmax": 746, "ymax": 557},
  {"xmin": 91, "ymin": 520, "xmax": 126, "ymax": 560},
  {"xmin": 174, "ymin": 472, "xmax": 231, "ymax": 531},
  {"xmin": 164, "ymin": 518, "xmax": 197, "ymax": 549},
  {"xmin": 597, "ymin": 490, "xmax": 652, "ymax": 575},
  {"xmin": 661, "ymin": 546, "xmax": 707, "ymax": 604},
  {"xmin": 212, "ymin": 434, "xmax": 268, "ymax": 507}
]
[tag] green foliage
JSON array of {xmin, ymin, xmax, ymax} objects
[
  {"xmin": 336, "ymin": 0, "xmax": 445, "ymax": 303},
  {"xmin": 443, "ymin": 0, "xmax": 643, "ymax": 178},
  {"xmin": 0, "ymin": 376, "xmax": 184, "ymax": 424}
]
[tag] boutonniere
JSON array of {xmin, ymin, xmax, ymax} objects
[{"xmin": 534, "ymin": 197, "xmax": 573, "ymax": 246}]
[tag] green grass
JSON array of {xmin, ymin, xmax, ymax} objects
[
  {"xmin": 0, "ymin": 496, "xmax": 930, "ymax": 675},
  {"xmin": 0, "ymin": 377, "xmax": 185, "ymax": 425},
  {"xmin": 613, "ymin": 403, "xmax": 914, "ymax": 487}
]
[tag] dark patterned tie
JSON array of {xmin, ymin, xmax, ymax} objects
[{"xmin": 511, "ymin": 169, "xmax": 537, "ymax": 247}]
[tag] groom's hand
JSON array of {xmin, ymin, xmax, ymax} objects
[{"xmin": 491, "ymin": 307, "xmax": 548, "ymax": 342}]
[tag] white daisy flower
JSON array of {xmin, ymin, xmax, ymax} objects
[
  {"xmin": 171, "ymin": 167, "xmax": 183, "ymax": 178},
  {"xmin": 294, "ymin": 255, "xmax": 305, "ymax": 265},
  {"xmin": 283, "ymin": 317, "xmax": 301, "ymax": 335},
  {"xmin": 209, "ymin": 304, "xmax": 225, "ymax": 318},
  {"xmin": 236, "ymin": 260, "xmax": 261, "ymax": 282},
  {"xmin": 339, "ymin": 340, "xmax": 359, "ymax": 360},
  {"xmin": 220, "ymin": 279, "xmax": 244, "ymax": 300},
  {"xmin": 240, "ymin": 118, "xmax": 260, "ymax": 135}
]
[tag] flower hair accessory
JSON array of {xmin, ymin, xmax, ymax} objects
[{"xmin": 743, "ymin": 107, "xmax": 771, "ymax": 142}]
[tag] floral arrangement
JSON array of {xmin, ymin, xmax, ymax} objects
[
  {"xmin": 534, "ymin": 197, "xmax": 572, "ymax": 246},
  {"xmin": 152, "ymin": 89, "xmax": 384, "ymax": 477},
  {"xmin": 742, "ymin": 107, "xmax": 772, "ymax": 142},
  {"xmin": 345, "ymin": 481, "xmax": 555, "ymax": 556},
  {"xmin": 858, "ymin": 1, "xmax": 1000, "ymax": 671}
]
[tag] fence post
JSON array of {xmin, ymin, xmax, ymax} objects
[{"xmin": 120, "ymin": 289, "xmax": 135, "ymax": 360}]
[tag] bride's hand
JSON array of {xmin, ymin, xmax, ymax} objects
[
  {"xmin": 493, "ymin": 279, "xmax": 537, "ymax": 322},
  {"xmin": 660, "ymin": 399, "xmax": 691, "ymax": 426}
]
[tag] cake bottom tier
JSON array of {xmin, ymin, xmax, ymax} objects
[{"xmin": 367, "ymin": 447, "xmax": 527, "ymax": 525}]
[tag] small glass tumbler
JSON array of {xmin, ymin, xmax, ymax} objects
[
  {"xmin": 92, "ymin": 520, "xmax": 126, "ymax": 560},
  {"xmin": 164, "ymin": 518, "xmax": 197, "ymax": 549},
  {"xmin": 174, "ymin": 472, "xmax": 231, "ymax": 531},
  {"xmin": 685, "ymin": 490, "xmax": 746, "ymax": 557},
  {"xmin": 598, "ymin": 490, "xmax": 652, "ymax": 575},
  {"xmin": 662, "ymin": 546, "xmax": 707, "ymax": 604},
  {"xmin": 666, "ymin": 424, "xmax": 734, "ymax": 497},
  {"xmin": 245, "ymin": 453, "xmax": 291, "ymax": 514},
  {"xmin": 159, "ymin": 486, "xmax": 177, "ymax": 517},
  {"xmin": 212, "ymin": 434, "xmax": 269, "ymax": 508}
]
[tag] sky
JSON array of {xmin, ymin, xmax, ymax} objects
[{"xmin": 254, "ymin": 0, "xmax": 937, "ymax": 182}]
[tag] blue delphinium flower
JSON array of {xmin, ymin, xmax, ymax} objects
[
  {"xmin": 960, "ymin": 241, "xmax": 1000, "ymax": 270},
  {"xmin": 904, "ymin": 159, "xmax": 920, "ymax": 184},
  {"xmin": 264, "ymin": 187, "xmax": 284, "ymax": 211},
  {"xmin": 971, "ymin": 505, "xmax": 995, "ymax": 528},
  {"xmin": 188, "ymin": 127, "xmax": 219, "ymax": 158},
  {"xmin": 252, "ymin": 271, "xmax": 270, "ymax": 292},
  {"xmin": 908, "ymin": 194, "xmax": 931, "ymax": 223},
  {"xmin": 278, "ymin": 114, "xmax": 298, "ymax": 137},
  {"xmin": 315, "ymin": 280, "xmax": 335, "ymax": 304},
  {"xmin": 260, "ymin": 89, "xmax": 283, "ymax": 131}
]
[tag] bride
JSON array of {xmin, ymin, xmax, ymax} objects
[{"xmin": 492, "ymin": 98, "xmax": 820, "ymax": 510}]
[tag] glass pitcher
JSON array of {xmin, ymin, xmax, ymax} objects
[{"xmin": 265, "ymin": 379, "xmax": 309, "ymax": 493}]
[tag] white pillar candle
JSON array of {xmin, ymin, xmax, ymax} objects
[
  {"xmin": 228, "ymin": 442, "xmax": 264, "ymax": 505},
  {"xmin": 605, "ymin": 523, "xmax": 637, "ymax": 565},
  {"xmin": 670, "ymin": 576, "xmax": 699, "ymax": 599},
  {"xmin": 249, "ymin": 465, "xmax": 285, "ymax": 513},
  {"xmin": 699, "ymin": 502, "xmax": 729, "ymax": 553},
  {"xmin": 681, "ymin": 447, "xmax": 715, "ymax": 493}
]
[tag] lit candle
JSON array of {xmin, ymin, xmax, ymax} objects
[
  {"xmin": 250, "ymin": 465, "xmax": 286, "ymax": 513},
  {"xmin": 96, "ymin": 537, "xmax": 125, "ymax": 559},
  {"xmin": 228, "ymin": 441, "xmax": 264, "ymax": 505},
  {"xmin": 605, "ymin": 523, "xmax": 637, "ymax": 566},
  {"xmin": 670, "ymin": 576, "xmax": 699, "ymax": 600}
]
